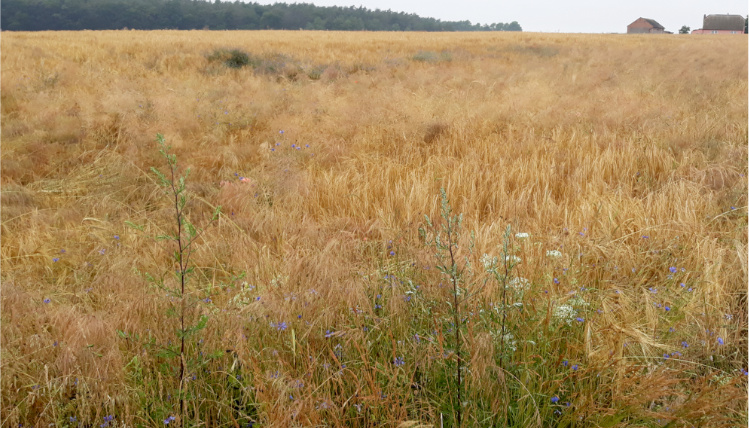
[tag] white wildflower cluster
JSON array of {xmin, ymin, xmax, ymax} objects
[
  {"xmin": 505, "ymin": 255, "xmax": 522, "ymax": 264},
  {"xmin": 515, "ymin": 232, "xmax": 530, "ymax": 239},
  {"xmin": 480, "ymin": 253, "xmax": 497, "ymax": 270},
  {"xmin": 553, "ymin": 304, "xmax": 578, "ymax": 326},
  {"xmin": 546, "ymin": 250, "xmax": 563, "ymax": 258},
  {"xmin": 509, "ymin": 277, "xmax": 530, "ymax": 291}
]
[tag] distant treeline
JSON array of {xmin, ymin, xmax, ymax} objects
[{"xmin": 1, "ymin": 0, "xmax": 522, "ymax": 32}]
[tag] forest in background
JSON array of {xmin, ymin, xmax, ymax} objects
[{"xmin": 0, "ymin": 0, "xmax": 522, "ymax": 31}]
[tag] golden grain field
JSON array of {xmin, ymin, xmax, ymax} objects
[{"xmin": 1, "ymin": 30, "xmax": 747, "ymax": 427}]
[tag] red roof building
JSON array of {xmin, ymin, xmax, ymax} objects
[{"xmin": 627, "ymin": 18, "xmax": 666, "ymax": 34}]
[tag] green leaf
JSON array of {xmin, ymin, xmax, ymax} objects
[{"xmin": 125, "ymin": 221, "xmax": 144, "ymax": 231}]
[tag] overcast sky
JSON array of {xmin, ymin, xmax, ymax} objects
[{"xmin": 250, "ymin": 0, "xmax": 748, "ymax": 33}]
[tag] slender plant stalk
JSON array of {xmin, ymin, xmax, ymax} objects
[
  {"xmin": 446, "ymin": 222, "xmax": 462, "ymax": 427},
  {"xmin": 166, "ymin": 157, "xmax": 188, "ymax": 418}
]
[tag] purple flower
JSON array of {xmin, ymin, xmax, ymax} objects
[
  {"xmin": 669, "ymin": 267, "xmax": 677, "ymax": 273},
  {"xmin": 642, "ymin": 235, "xmax": 649, "ymax": 239},
  {"xmin": 393, "ymin": 356, "xmax": 405, "ymax": 367},
  {"xmin": 164, "ymin": 416, "xmax": 176, "ymax": 425},
  {"xmin": 681, "ymin": 341, "xmax": 689, "ymax": 348},
  {"xmin": 114, "ymin": 235, "xmax": 119, "ymax": 240},
  {"xmin": 277, "ymin": 322, "xmax": 288, "ymax": 331},
  {"xmin": 717, "ymin": 337, "xmax": 724, "ymax": 345},
  {"xmin": 553, "ymin": 278, "xmax": 559, "ymax": 284},
  {"xmin": 389, "ymin": 251, "xmax": 395, "ymax": 256},
  {"xmin": 665, "ymin": 306, "xmax": 670, "ymax": 311},
  {"xmin": 325, "ymin": 330, "xmax": 335, "ymax": 338},
  {"xmin": 575, "ymin": 317, "xmax": 584, "ymax": 322},
  {"xmin": 571, "ymin": 364, "xmax": 578, "ymax": 371},
  {"xmin": 562, "ymin": 360, "xmax": 568, "ymax": 367},
  {"xmin": 52, "ymin": 258, "xmax": 60, "ymax": 263},
  {"xmin": 43, "ymin": 298, "xmax": 51, "ymax": 304},
  {"xmin": 551, "ymin": 396, "xmax": 559, "ymax": 403}
]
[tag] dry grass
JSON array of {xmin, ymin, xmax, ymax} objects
[{"xmin": 1, "ymin": 30, "xmax": 747, "ymax": 427}]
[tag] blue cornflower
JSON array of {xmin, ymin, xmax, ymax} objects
[
  {"xmin": 203, "ymin": 297, "xmax": 211, "ymax": 303},
  {"xmin": 717, "ymin": 337, "xmax": 724, "ymax": 345},
  {"xmin": 375, "ymin": 304, "xmax": 382, "ymax": 309},
  {"xmin": 562, "ymin": 360, "xmax": 568, "ymax": 367},
  {"xmin": 575, "ymin": 317, "xmax": 584, "ymax": 322},
  {"xmin": 680, "ymin": 283, "xmax": 686, "ymax": 287},
  {"xmin": 277, "ymin": 322, "xmax": 288, "ymax": 331},
  {"xmin": 393, "ymin": 356, "xmax": 405, "ymax": 366},
  {"xmin": 553, "ymin": 278, "xmax": 559, "ymax": 284},
  {"xmin": 305, "ymin": 144, "xmax": 309, "ymax": 148},
  {"xmin": 99, "ymin": 248, "xmax": 106, "ymax": 255},
  {"xmin": 665, "ymin": 306, "xmax": 670, "ymax": 311},
  {"xmin": 325, "ymin": 330, "xmax": 335, "ymax": 338},
  {"xmin": 298, "ymin": 314, "xmax": 302, "ymax": 319},
  {"xmin": 53, "ymin": 258, "xmax": 60, "ymax": 262},
  {"xmin": 43, "ymin": 298, "xmax": 51, "ymax": 304},
  {"xmin": 279, "ymin": 130, "xmax": 284, "ymax": 134},
  {"xmin": 389, "ymin": 251, "xmax": 395, "ymax": 256},
  {"xmin": 669, "ymin": 267, "xmax": 677, "ymax": 273},
  {"xmin": 642, "ymin": 235, "xmax": 649, "ymax": 239},
  {"xmin": 376, "ymin": 294, "xmax": 381, "ymax": 299},
  {"xmin": 164, "ymin": 415, "xmax": 176, "ymax": 425},
  {"xmin": 256, "ymin": 296, "xmax": 260, "ymax": 301},
  {"xmin": 70, "ymin": 417, "xmax": 77, "ymax": 423},
  {"xmin": 551, "ymin": 396, "xmax": 559, "ymax": 403},
  {"xmin": 114, "ymin": 235, "xmax": 119, "ymax": 240}
]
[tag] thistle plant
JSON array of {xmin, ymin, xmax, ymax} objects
[
  {"xmin": 128, "ymin": 134, "xmax": 221, "ymax": 423},
  {"xmin": 419, "ymin": 188, "xmax": 476, "ymax": 427}
]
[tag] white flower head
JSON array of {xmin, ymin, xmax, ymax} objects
[
  {"xmin": 480, "ymin": 253, "xmax": 496, "ymax": 270},
  {"xmin": 546, "ymin": 250, "xmax": 563, "ymax": 258},
  {"xmin": 505, "ymin": 255, "xmax": 522, "ymax": 263},
  {"xmin": 553, "ymin": 304, "xmax": 577, "ymax": 325},
  {"xmin": 515, "ymin": 232, "xmax": 530, "ymax": 239},
  {"xmin": 509, "ymin": 277, "xmax": 530, "ymax": 291}
]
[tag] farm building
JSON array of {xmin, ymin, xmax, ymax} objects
[
  {"xmin": 691, "ymin": 14, "xmax": 746, "ymax": 34},
  {"xmin": 627, "ymin": 18, "xmax": 666, "ymax": 34}
]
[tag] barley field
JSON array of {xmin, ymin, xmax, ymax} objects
[{"xmin": 1, "ymin": 30, "xmax": 747, "ymax": 427}]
